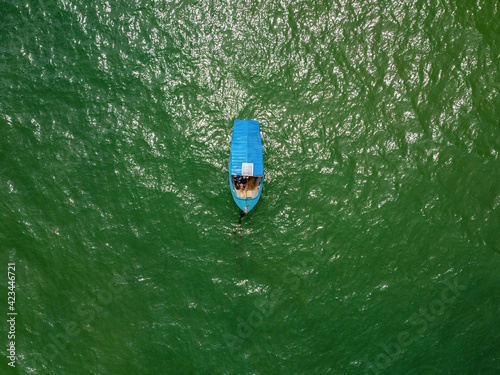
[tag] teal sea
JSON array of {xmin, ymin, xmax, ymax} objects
[{"xmin": 1, "ymin": 0, "xmax": 499, "ymax": 374}]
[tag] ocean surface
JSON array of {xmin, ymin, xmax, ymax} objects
[{"xmin": 1, "ymin": 0, "xmax": 499, "ymax": 374}]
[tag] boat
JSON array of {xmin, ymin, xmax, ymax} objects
[{"xmin": 229, "ymin": 120, "xmax": 264, "ymax": 214}]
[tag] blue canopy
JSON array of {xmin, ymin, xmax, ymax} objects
[{"xmin": 230, "ymin": 120, "xmax": 264, "ymax": 176}]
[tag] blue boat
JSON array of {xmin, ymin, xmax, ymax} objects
[{"xmin": 229, "ymin": 120, "xmax": 264, "ymax": 214}]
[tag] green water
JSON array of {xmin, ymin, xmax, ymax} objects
[{"xmin": 1, "ymin": 0, "xmax": 499, "ymax": 374}]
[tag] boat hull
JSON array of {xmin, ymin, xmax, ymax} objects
[
  {"xmin": 228, "ymin": 164, "xmax": 264, "ymax": 213},
  {"xmin": 229, "ymin": 120, "xmax": 264, "ymax": 213}
]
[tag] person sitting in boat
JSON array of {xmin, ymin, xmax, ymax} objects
[
  {"xmin": 246, "ymin": 177, "xmax": 256, "ymax": 190},
  {"xmin": 234, "ymin": 176, "xmax": 248, "ymax": 190}
]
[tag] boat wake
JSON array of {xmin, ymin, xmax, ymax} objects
[
  {"xmin": 238, "ymin": 210, "xmax": 246, "ymax": 225},
  {"xmin": 233, "ymin": 210, "xmax": 246, "ymax": 271}
]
